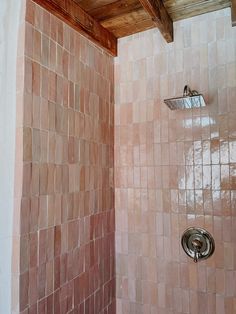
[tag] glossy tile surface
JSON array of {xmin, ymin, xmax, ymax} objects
[
  {"xmin": 13, "ymin": 1, "xmax": 115, "ymax": 313},
  {"xmin": 115, "ymin": 8, "xmax": 236, "ymax": 314}
]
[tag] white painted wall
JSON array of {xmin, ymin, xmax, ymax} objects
[{"xmin": 0, "ymin": 1, "xmax": 22, "ymax": 312}]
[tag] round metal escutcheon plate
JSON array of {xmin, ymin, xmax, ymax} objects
[{"xmin": 181, "ymin": 227, "xmax": 215, "ymax": 262}]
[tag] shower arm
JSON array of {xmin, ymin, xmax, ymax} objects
[{"xmin": 183, "ymin": 85, "xmax": 199, "ymax": 97}]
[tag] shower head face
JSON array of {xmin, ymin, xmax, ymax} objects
[{"xmin": 164, "ymin": 94, "xmax": 206, "ymax": 110}]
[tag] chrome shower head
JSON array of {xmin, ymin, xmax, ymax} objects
[{"xmin": 164, "ymin": 85, "xmax": 206, "ymax": 110}]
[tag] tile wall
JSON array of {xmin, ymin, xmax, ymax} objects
[
  {"xmin": 115, "ymin": 8, "xmax": 236, "ymax": 314},
  {"xmin": 13, "ymin": 1, "xmax": 115, "ymax": 313}
]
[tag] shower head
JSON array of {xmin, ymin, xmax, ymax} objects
[{"xmin": 164, "ymin": 85, "xmax": 206, "ymax": 110}]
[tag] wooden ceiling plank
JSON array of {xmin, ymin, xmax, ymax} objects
[
  {"xmin": 170, "ymin": 4, "xmax": 230, "ymax": 21},
  {"xmin": 32, "ymin": 0, "xmax": 117, "ymax": 56},
  {"xmin": 104, "ymin": 19, "xmax": 154, "ymax": 38},
  {"xmin": 232, "ymin": 0, "xmax": 236, "ymax": 26},
  {"xmin": 74, "ymin": 0, "xmax": 118, "ymax": 12},
  {"xmin": 101, "ymin": 8, "xmax": 154, "ymax": 37},
  {"xmin": 138, "ymin": 0, "xmax": 173, "ymax": 42},
  {"xmin": 88, "ymin": 0, "xmax": 143, "ymax": 22},
  {"xmin": 164, "ymin": 0, "xmax": 231, "ymax": 21}
]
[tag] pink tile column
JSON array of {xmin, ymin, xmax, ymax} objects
[
  {"xmin": 13, "ymin": 0, "xmax": 115, "ymax": 312},
  {"xmin": 115, "ymin": 8, "xmax": 236, "ymax": 314}
]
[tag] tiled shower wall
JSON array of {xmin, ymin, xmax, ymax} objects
[
  {"xmin": 115, "ymin": 8, "xmax": 236, "ymax": 314},
  {"xmin": 13, "ymin": 1, "xmax": 115, "ymax": 312}
]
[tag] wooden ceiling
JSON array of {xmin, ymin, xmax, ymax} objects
[{"xmin": 33, "ymin": 0, "xmax": 235, "ymax": 56}]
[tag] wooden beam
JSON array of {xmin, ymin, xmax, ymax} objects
[
  {"xmin": 138, "ymin": 0, "xmax": 173, "ymax": 42},
  {"xmin": 32, "ymin": 0, "xmax": 117, "ymax": 56},
  {"xmin": 232, "ymin": 0, "xmax": 236, "ymax": 26}
]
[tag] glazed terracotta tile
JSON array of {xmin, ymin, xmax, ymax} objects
[
  {"xmin": 115, "ymin": 7, "xmax": 236, "ymax": 314},
  {"xmin": 14, "ymin": 1, "xmax": 115, "ymax": 312},
  {"xmin": 12, "ymin": 1, "xmax": 236, "ymax": 313}
]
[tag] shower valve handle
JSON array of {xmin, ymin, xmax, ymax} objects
[{"xmin": 192, "ymin": 239, "xmax": 202, "ymax": 263}]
